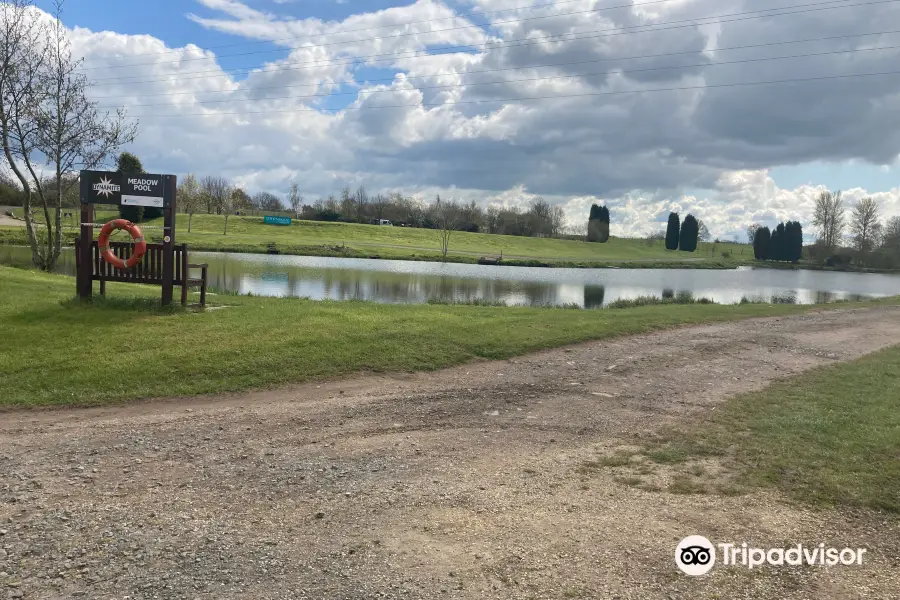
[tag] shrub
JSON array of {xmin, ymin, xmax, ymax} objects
[{"xmin": 665, "ymin": 213, "xmax": 680, "ymax": 250}]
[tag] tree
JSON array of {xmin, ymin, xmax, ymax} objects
[
  {"xmin": 813, "ymin": 190, "xmax": 845, "ymax": 253},
  {"xmin": 587, "ymin": 203, "xmax": 610, "ymax": 243},
  {"xmin": 253, "ymin": 191, "xmax": 283, "ymax": 212},
  {"xmin": 221, "ymin": 186, "xmax": 244, "ymax": 235},
  {"xmin": 665, "ymin": 212, "xmax": 680, "ymax": 250},
  {"xmin": 117, "ymin": 152, "xmax": 159, "ymax": 222},
  {"xmin": 753, "ymin": 226, "xmax": 771, "ymax": 260},
  {"xmin": 371, "ymin": 193, "xmax": 389, "ymax": 221},
  {"xmin": 433, "ymin": 194, "xmax": 457, "ymax": 260},
  {"xmin": 746, "ymin": 223, "xmax": 761, "ymax": 245},
  {"xmin": 1, "ymin": 0, "xmax": 137, "ymax": 270},
  {"xmin": 850, "ymin": 197, "xmax": 881, "ymax": 265},
  {"xmin": 288, "ymin": 182, "xmax": 301, "ymax": 217},
  {"xmin": 679, "ymin": 214, "xmax": 699, "ymax": 252},
  {"xmin": 200, "ymin": 175, "xmax": 230, "ymax": 215},
  {"xmin": 178, "ymin": 173, "xmax": 201, "ymax": 233},
  {"xmin": 768, "ymin": 222, "xmax": 786, "ymax": 261},
  {"xmin": 785, "ymin": 221, "xmax": 803, "ymax": 262},
  {"xmin": 697, "ymin": 220, "xmax": 711, "ymax": 242},
  {"xmin": 882, "ymin": 216, "xmax": 900, "ymax": 252}
]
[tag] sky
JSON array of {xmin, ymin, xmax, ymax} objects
[{"xmin": 27, "ymin": 0, "xmax": 900, "ymax": 240}]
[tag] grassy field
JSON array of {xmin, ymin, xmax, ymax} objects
[
  {"xmin": 1, "ymin": 265, "xmax": 882, "ymax": 409},
  {"xmin": 0, "ymin": 209, "xmax": 751, "ymax": 267},
  {"xmin": 605, "ymin": 346, "xmax": 900, "ymax": 513}
]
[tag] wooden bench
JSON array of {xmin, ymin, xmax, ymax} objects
[{"xmin": 75, "ymin": 240, "xmax": 209, "ymax": 307}]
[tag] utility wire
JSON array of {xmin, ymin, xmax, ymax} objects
[
  {"xmin": 87, "ymin": 29, "xmax": 900, "ymax": 100},
  {"xmin": 80, "ymin": 0, "xmax": 690, "ymax": 69},
  {"xmin": 96, "ymin": 44, "xmax": 900, "ymax": 109},
  {"xmin": 120, "ymin": 0, "xmax": 644, "ymax": 59},
  {"xmin": 87, "ymin": 0, "xmax": 896, "ymax": 86},
  {"xmin": 123, "ymin": 69, "xmax": 900, "ymax": 118}
]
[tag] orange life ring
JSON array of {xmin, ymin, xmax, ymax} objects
[{"xmin": 98, "ymin": 219, "xmax": 146, "ymax": 269}]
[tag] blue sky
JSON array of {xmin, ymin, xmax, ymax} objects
[
  {"xmin": 28, "ymin": 0, "xmax": 900, "ymax": 237},
  {"xmin": 43, "ymin": 0, "xmax": 897, "ymax": 195}
]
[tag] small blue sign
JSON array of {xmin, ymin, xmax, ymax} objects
[{"xmin": 264, "ymin": 215, "xmax": 292, "ymax": 226}]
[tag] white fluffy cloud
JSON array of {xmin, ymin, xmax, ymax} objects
[{"xmin": 60, "ymin": 0, "xmax": 900, "ymax": 238}]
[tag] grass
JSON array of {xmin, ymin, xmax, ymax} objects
[
  {"xmin": 605, "ymin": 293, "xmax": 717, "ymax": 309},
  {"xmin": 0, "ymin": 209, "xmax": 752, "ymax": 267},
  {"xmin": 629, "ymin": 345, "xmax": 900, "ymax": 512},
  {"xmin": 2, "ymin": 266, "xmax": 897, "ymax": 409}
]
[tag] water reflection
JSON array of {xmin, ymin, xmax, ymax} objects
[{"xmin": 2, "ymin": 246, "xmax": 898, "ymax": 307}]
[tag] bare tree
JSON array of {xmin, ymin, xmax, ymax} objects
[
  {"xmin": 433, "ymin": 195, "xmax": 457, "ymax": 260},
  {"xmin": 0, "ymin": 0, "xmax": 136, "ymax": 270},
  {"xmin": 288, "ymin": 182, "xmax": 301, "ymax": 217},
  {"xmin": 253, "ymin": 191, "xmax": 283, "ymax": 212},
  {"xmin": 549, "ymin": 204, "xmax": 566, "ymax": 238},
  {"xmin": 354, "ymin": 185, "xmax": 368, "ymax": 222},
  {"xmin": 850, "ymin": 197, "xmax": 881, "ymax": 265},
  {"xmin": 882, "ymin": 216, "xmax": 900, "ymax": 252},
  {"xmin": 221, "ymin": 186, "xmax": 245, "ymax": 235},
  {"xmin": 178, "ymin": 173, "xmax": 201, "ymax": 232},
  {"xmin": 813, "ymin": 190, "xmax": 845, "ymax": 252},
  {"xmin": 746, "ymin": 223, "xmax": 761, "ymax": 245},
  {"xmin": 371, "ymin": 193, "xmax": 389, "ymax": 221},
  {"xmin": 200, "ymin": 175, "xmax": 229, "ymax": 214},
  {"xmin": 698, "ymin": 220, "xmax": 711, "ymax": 242}
]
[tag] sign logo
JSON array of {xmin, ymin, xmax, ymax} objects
[
  {"xmin": 264, "ymin": 215, "xmax": 292, "ymax": 226},
  {"xmin": 676, "ymin": 535, "xmax": 716, "ymax": 576},
  {"xmin": 92, "ymin": 176, "xmax": 120, "ymax": 199}
]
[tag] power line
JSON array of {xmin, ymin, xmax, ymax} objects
[
  {"xmin": 86, "ymin": 29, "xmax": 900, "ymax": 101},
  {"xmin": 119, "ymin": 0, "xmax": 632, "ymax": 59},
  {"xmin": 88, "ymin": 0, "xmax": 895, "ymax": 86},
  {"xmin": 96, "ymin": 44, "xmax": 900, "ymax": 110},
  {"xmin": 80, "ymin": 0, "xmax": 686, "ymax": 70},
  {"xmin": 123, "ymin": 69, "xmax": 900, "ymax": 118}
]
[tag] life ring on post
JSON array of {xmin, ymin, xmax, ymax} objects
[{"xmin": 97, "ymin": 219, "xmax": 146, "ymax": 270}]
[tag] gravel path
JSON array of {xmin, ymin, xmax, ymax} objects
[{"xmin": 2, "ymin": 307, "xmax": 900, "ymax": 599}]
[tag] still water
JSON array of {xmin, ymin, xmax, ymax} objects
[{"xmin": 3, "ymin": 246, "xmax": 899, "ymax": 307}]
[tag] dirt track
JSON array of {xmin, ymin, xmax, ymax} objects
[{"xmin": 2, "ymin": 306, "xmax": 900, "ymax": 599}]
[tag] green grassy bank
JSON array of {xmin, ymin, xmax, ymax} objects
[
  {"xmin": 597, "ymin": 346, "xmax": 900, "ymax": 513},
  {"xmin": 0, "ymin": 209, "xmax": 751, "ymax": 268},
  {"xmin": 4, "ymin": 267, "xmax": 893, "ymax": 409}
]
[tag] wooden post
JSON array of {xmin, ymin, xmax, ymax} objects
[
  {"xmin": 77, "ymin": 203, "xmax": 93, "ymax": 299},
  {"xmin": 160, "ymin": 175, "xmax": 177, "ymax": 305}
]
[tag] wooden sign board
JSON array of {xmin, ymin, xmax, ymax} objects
[{"xmin": 80, "ymin": 170, "xmax": 175, "ymax": 207}]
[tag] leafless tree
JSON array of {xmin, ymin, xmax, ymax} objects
[
  {"xmin": 698, "ymin": 220, "xmax": 711, "ymax": 242},
  {"xmin": 178, "ymin": 173, "xmax": 201, "ymax": 232},
  {"xmin": 371, "ymin": 193, "xmax": 389, "ymax": 221},
  {"xmin": 882, "ymin": 216, "xmax": 900, "ymax": 252},
  {"xmin": 745, "ymin": 223, "xmax": 761, "ymax": 245},
  {"xmin": 288, "ymin": 182, "xmax": 301, "ymax": 217},
  {"xmin": 222, "ymin": 186, "xmax": 247, "ymax": 235},
  {"xmin": 0, "ymin": 0, "xmax": 136, "ymax": 270},
  {"xmin": 850, "ymin": 197, "xmax": 881, "ymax": 265},
  {"xmin": 813, "ymin": 190, "xmax": 845, "ymax": 252},
  {"xmin": 253, "ymin": 191, "xmax": 283, "ymax": 212},
  {"xmin": 200, "ymin": 175, "xmax": 230, "ymax": 215},
  {"xmin": 433, "ymin": 195, "xmax": 457, "ymax": 260}
]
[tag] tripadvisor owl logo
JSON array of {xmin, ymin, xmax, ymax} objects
[{"xmin": 676, "ymin": 535, "xmax": 715, "ymax": 576}]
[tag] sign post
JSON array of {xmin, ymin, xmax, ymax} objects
[
  {"xmin": 264, "ymin": 215, "xmax": 292, "ymax": 226},
  {"xmin": 78, "ymin": 170, "xmax": 178, "ymax": 304}
]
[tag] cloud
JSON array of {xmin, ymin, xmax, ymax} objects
[{"xmin": 47, "ymin": 0, "xmax": 900, "ymax": 238}]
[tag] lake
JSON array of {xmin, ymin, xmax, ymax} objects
[{"xmin": 2, "ymin": 246, "xmax": 899, "ymax": 307}]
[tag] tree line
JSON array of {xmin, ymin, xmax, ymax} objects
[
  {"xmin": 744, "ymin": 192, "xmax": 900, "ymax": 268},
  {"xmin": 750, "ymin": 222, "xmax": 803, "ymax": 262}
]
